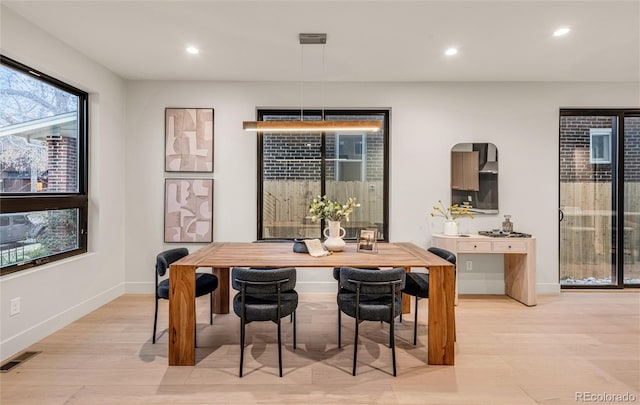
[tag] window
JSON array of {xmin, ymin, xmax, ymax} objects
[
  {"xmin": 257, "ymin": 109, "xmax": 389, "ymax": 241},
  {"xmin": 0, "ymin": 55, "xmax": 88, "ymax": 275},
  {"xmin": 336, "ymin": 134, "xmax": 366, "ymax": 181},
  {"xmin": 560, "ymin": 109, "xmax": 640, "ymax": 289},
  {"xmin": 590, "ymin": 128, "xmax": 612, "ymax": 164}
]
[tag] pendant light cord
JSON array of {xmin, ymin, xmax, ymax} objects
[
  {"xmin": 321, "ymin": 43, "xmax": 326, "ymax": 119},
  {"xmin": 300, "ymin": 42, "xmax": 304, "ymax": 122},
  {"xmin": 301, "ymin": 39, "xmax": 326, "ymax": 121}
]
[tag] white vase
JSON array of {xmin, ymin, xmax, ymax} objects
[
  {"xmin": 323, "ymin": 220, "xmax": 347, "ymax": 252},
  {"xmin": 443, "ymin": 220, "xmax": 458, "ymax": 236}
]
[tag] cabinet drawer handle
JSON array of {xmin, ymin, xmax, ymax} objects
[
  {"xmin": 508, "ymin": 245, "xmax": 512, "ymax": 249},
  {"xmin": 474, "ymin": 244, "xmax": 477, "ymax": 248}
]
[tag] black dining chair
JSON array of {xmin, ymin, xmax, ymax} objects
[
  {"xmin": 333, "ymin": 266, "xmax": 380, "ymax": 348},
  {"xmin": 252, "ymin": 239, "xmax": 296, "ymax": 322},
  {"xmin": 401, "ymin": 246, "xmax": 456, "ymax": 345},
  {"xmin": 153, "ymin": 248, "xmax": 219, "ymax": 344},
  {"xmin": 337, "ymin": 266, "xmax": 406, "ymax": 376},
  {"xmin": 232, "ymin": 266, "xmax": 298, "ymax": 377}
]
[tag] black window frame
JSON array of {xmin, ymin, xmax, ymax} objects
[
  {"xmin": 256, "ymin": 108, "xmax": 390, "ymax": 241},
  {"xmin": 559, "ymin": 108, "xmax": 640, "ymax": 289},
  {"xmin": 0, "ymin": 55, "xmax": 89, "ymax": 276}
]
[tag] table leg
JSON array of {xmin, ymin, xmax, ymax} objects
[
  {"xmin": 212, "ymin": 267, "xmax": 230, "ymax": 314},
  {"xmin": 427, "ymin": 264, "xmax": 455, "ymax": 365},
  {"xmin": 168, "ymin": 264, "xmax": 196, "ymax": 366},
  {"xmin": 504, "ymin": 253, "xmax": 537, "ymax": 306}
]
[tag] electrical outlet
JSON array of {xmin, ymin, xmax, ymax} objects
[
  {"xmin": 466, "ymin": 261, "xmax": 473, "ymax": 271},
  {"xmin": 467, "ymin": 195, "xmax": 472, "ymax": 202},
  {"xmin": 10, "ymin": 297, "xmax": 20, "ymax": 316}
]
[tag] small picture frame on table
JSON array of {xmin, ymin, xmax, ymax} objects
[{"xmin": 357, "ymin": 228, "xmax": 378, "ymax": 254}]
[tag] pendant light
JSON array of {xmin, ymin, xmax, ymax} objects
[{"xmin": 242, "ymin": 33, "xmax": 382, "ymax": 133}]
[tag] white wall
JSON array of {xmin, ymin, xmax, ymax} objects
[
  {"xmin": 0, "ymin": 7, "xmax": 127, "ymax": 361},
  {"xmin": 124, "ymin": 80, "xmax": 639, "ymax": 296}
]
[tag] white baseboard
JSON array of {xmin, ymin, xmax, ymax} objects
[
  {"xmin": 0, "ymin": 283, "xmax": 124, "ymax": 362},
  {"xmin": 536, "ymin": 282, "xmax": 561, "ymax": 295},
  {"xmin": 124, "ymin": 281, "xmax": 155, "ymax": 294},
  {"xmin": 458, "ymin": 280, "xmax": 505, "ymax": 295},
  {"xmin": 126, "ymin": 280, "xmax": 562, "ymax": 298},
  {"xmin": 295, "ymin": 281, "xmax": 336, "ymax": 294}
]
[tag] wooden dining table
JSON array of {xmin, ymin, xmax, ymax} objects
[{"xmin": 168, "ymin": 241, "xmax": 456, "ymax": 367}]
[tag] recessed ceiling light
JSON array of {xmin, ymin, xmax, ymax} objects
[
  {"xmin": 186, "ymin": 46, "xmax": 199, "ymax": 54},
  {"xmin": 553, "ymin": 27, "xmax": 571, "ymax": 37},
  {"xmin": 445, "ymin": 47, "xmax": 458, "ymax": 56}
]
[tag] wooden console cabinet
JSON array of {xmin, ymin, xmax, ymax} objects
[{"xmin": 432, "ymin": 234, "xmax": 537, "ymax": 306}]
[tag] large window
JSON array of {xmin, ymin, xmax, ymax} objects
[
  {"xmin": 0, "ymin": 56, "xmax": 88, "ymax": 275},
  {"xmin": 257, "ymin": 109, "xmax": 389, "ymax": 241}
]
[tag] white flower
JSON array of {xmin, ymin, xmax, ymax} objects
[{"xmin": 309, "ymin": 195, "xmax": 360, "ymax": 222}]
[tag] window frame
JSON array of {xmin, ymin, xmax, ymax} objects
[
  {"xmin": 559, "ymin": 108, "xmax": 640, "ymax": 289},
  {"xmin": 589, "ymin": 128, "xmax": 612, "ymax": 164},
  {"xmin": 0, "ymin": 55, "xmax": 89, "ymax": 276},
  {"xmin": 256, "ymin": 108, "xmax": 390, "ymax": 242}
]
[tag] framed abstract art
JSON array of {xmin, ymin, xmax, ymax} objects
[
  {"xmin": 164, "ymin": 178, "xmax": 213, "ymax": 243},
  {"xmin": 165, "ymin": 108, "xmax": 214, "ymax": 172}
]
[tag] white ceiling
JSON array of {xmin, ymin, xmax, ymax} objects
[{"xmin": 3, "ymin": 0, "xmax": 639, "ymax": 82}]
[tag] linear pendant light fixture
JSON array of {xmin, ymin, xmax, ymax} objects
[
  {"xmin": 242, "ymin": 120, "xmax": 382, "ymax": 132},
  {"xmin": 242, "ymin": 33, "xmax": 382, "ymax": 133}
]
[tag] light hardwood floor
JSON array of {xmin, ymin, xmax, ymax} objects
[{"xmin": 1, "ymin": 292, "xmax": 638, "ymax": 405}]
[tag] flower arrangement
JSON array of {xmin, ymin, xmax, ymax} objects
[
  {"xmin": 309, "ymin": 195, "xmax": 360, "ymax": 222},
  {"xmin": 430, "ymin": 200, "xmax": 474, "ymax": 221}
]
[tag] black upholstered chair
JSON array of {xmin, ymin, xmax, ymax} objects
[
  {"xmin": 402, "ymin": 246, "xmax": 456, "ymax": 345},
  {"xmin": 252, "ymin": 239, "xmax": 296, "ymax": 322},
  {"xmin": 337, "ymin": 267, "xmax": 406, "ymax": 376},
  {"xmin": 153, "ymin": 248, "xmax": 219, "ymax": 344},
  {"xmin": 232, "ymin": 266, "xmax": 298, "ymax": 377},
  {"xmin": 333, "ymin": 266, "xmax": 380, "ymax": 348}
]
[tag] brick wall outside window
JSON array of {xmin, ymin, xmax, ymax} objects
[
  {"xmin": 47, "ymin": 134, "xmax": 77, "ymax": 192},
  {"xmin": 560, "ymin": 116, "xmax": 640, "ymax": 182},
  {"xmin": 624, "ymin": 117, "xmax": 640, "ymax": 182},
  {"xmin": 264, "ymin": 132, "xmax": 384, "ymax": 181},
  {"xmin": 263, "ymin": 134, "xmax": 321, "ymax": 180}
]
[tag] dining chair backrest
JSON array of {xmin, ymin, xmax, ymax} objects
[
  {"xmin": 156, "ymin": 247, "xmax": 188, "ymax": 277},
  {"xmin": 339, "ymin": 266, "xmax": 406, "ymax": 295},
  {"xmin": 232, "ymin": 267, "xmax": 297, "ymax": 294},
  {"xmin": 427, "ymin": 246, "xmax": 456, "ymax": 265}
]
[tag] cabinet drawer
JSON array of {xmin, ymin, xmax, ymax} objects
[
  {"xmin": 492, "ymin": 240, "xmax": 527, "ymax": 253},
  {"xmin": 457, "ymin": 241, "xmax": 492, "ymax": 252}
]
